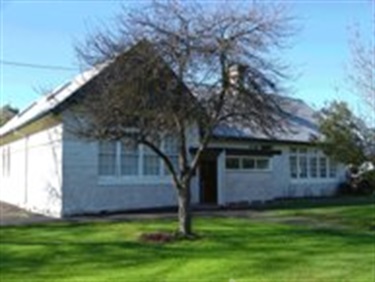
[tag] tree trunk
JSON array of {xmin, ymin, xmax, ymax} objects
[{"xmin": 177, "ymin": 179, "xmax": 192, "ymax": 236}]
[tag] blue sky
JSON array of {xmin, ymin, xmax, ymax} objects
[{"xmin": 0, "ymin": 0, "xmax": 373, "ymax": 117}]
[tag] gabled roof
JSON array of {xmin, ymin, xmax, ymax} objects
[
  {"xmin": 0, "ymin": 64, "xmax": 107, "ymax": 137},
  {"xmin": 0, "ymin": 40, "xmax": 186, "ymax": 137},
  {"xmin": 1, "ymin": 42, "xmax": 320, "ymax": 144}
]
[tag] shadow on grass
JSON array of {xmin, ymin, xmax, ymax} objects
[
  {"xmin": 252, "ymin": 196, "xmax": 375, "ymax": 211},
  {"xmin": 1, "ymin": 217, "xmax": 374, "ymax": 280}
]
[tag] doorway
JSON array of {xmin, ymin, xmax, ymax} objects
[{"xmin": 200, "ymin": 158, "xmax": 218, "ymax": 204}]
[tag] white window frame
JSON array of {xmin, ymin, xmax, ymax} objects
[
  {"xmin": 98, "ymin": 138, "xmax": 178, "ymax": 185},
  {"xmin": 328, "ymin": 159, "xmax": 337, "ymax": 178},
  {"xmin": 120, "ymin": 141, "xmax": 140, "ymax": 176},
  {"xmin": 289, "ymin": 147, "xmax": 337, "ymax": 182},
  {"xmin": 162, "ymin": 136, "xmax": 179, "ymax": 175},
  {"xmin": 225, "ymin": 156, "xmax": 272, "ymax": 172},
  {"xmin": 143, "ymin": 144, "xmax": 162, "ymax": 176},
  {"xmin": 98, "ymin": 141, "xmax": 117, "ymax": 176}
]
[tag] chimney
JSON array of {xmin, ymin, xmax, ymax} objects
[{"xmin": 229, "ymin": 64, "xmax": 247, "ymax": 88}]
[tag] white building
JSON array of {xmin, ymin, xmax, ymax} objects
[{"xmin": 0, "ymin": 50, "xmax": 345, "ymax": 218}]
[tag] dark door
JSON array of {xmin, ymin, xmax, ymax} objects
[{"xmin": 200, "ymin": 159, "xmax": 217, "ymax": 204}]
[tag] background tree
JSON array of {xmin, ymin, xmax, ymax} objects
[
  {"xmin": 347, "ymin": 14, "xmax": 374, "ymax": 113},
  {"xmin": 0, "ymin": 105, "xmax": 19, "ymax": 126},
  {"xmin": 73, "ymin": 0, "xmax": 295, "ymax": 236},
  {"xmin": 318, "ymin": 101, "xmax": 375, "ymax": 166}
]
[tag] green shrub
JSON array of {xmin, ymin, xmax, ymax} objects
[
  {"xmin": 336, "ymin": 170, "xmax": 375, "ymax": 196},
  {"xmin": 362, "ymin": 170, "xmax": 375, "ymax": 193}
]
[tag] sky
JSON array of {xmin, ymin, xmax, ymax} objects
[{"xmin": 0, "ymin": 0, "xmax": 374, "ymax": 119}]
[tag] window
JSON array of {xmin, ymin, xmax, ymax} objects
[
  {"xmin": 242, "ymin": 158, "xmax": 255, "ymax": 169},
  {"xmin": 164, "ymin": 135, "xmax": 179, "ymax": 174},
  {"xmin": 289, "ymin": 156, "xmax": 298, "ymax": 178},
  {"xmin": 226, "ymin": 156, "xmax": 271, "ymax": 171},
  {"xmin": 256, "ymin": 158, "xmax": 270, "ymax": 170},
  {"xmin": 121, "ymin": 142, "xmax": 139, "ymax": 175},
  {"xmin": 329, "ymin": 159, "xmax": 337, "ymax": 178},
  {"xmin": 143, "ymin": 145, "xmax": 160, "ymax": 176},
  {"xmin": 319, "ymin": 157, "xmax": 327, "ymax": 178},
  {"xmin": 98, "ymin": 141, "xmax": 117, "ymax": 176},
  {"xmin": 226, "ymin": 158, "xmax": 240, "ymax": 169},
  {"xmin": 289, "ymin": 147, "xmax": 336, "ymax": 180},
  {"xmin": 309, "ymin": 156, "xmax": 318, "ymax": 178},
  {"xmin": 299, "ymin": 155, "xmax": 308, "ymax": 178},
  {"xmin": 98, "ymin": 136, "xmax": 179, "ymax": 179}
]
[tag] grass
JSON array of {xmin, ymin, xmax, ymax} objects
[
  {"xmin": 1, "ymin": 198, "xmax": 374, "ymax": 282},
  {"xmin": 259, "ymin": 196, "xmax": 375, "ymax": 230}
]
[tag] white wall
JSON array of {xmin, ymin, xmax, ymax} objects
[
  {"xmin": 61, "ymin": 112, "xmax": 200, "ymax": 216},
  {"xmin": 214, "ymin": 142, "xmax": 346, "ymax": 205},
  {"xmin": 221, "ymin": 145, "xmax": 288, "ymax": 204},
  {"xmin": 0, "ymin": 112, "xmax": 347, "ymax": 217},
  {"xmin": 0, "ymin": 125, "xmax": 63, "ymax": 217},
  {"xmin": 223, "ymin": 171, "xmax": 276, "ymax": 203}
]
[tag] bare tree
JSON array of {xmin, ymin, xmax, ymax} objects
[
  {"xmin": 73, "ymin": 0, "xmax": 295, "ymax": 237},
  {"xmin": 348, "ymin": 17, "xmax": 375, "ymax": 113}
]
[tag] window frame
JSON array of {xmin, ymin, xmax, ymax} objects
[
  {"xmin": 120, "ymin": 141, "xmax": 140, "ymax": 176},
  {"xmin": 289, "ymin": 147, "xmax": 337, "ymax": 181},
  {"xmin": 163, "ymin": 135, "xmax": 179, "ymax": 175},
  {"xmin": 225, "ymin": 156, "xmax": 272, "ymax": 172},
  {"xmin": 98, "ymin": 141, "xmax": 117, "ymax": 176},
  {"xmin": 98, "ymin": 138, "xmax": 178, "ymax": 185}
]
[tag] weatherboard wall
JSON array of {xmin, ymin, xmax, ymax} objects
[
  {"xmin": 61, "ymin": 112, "xmax": 200, "ymax": 216},
  {"xmin": 0, "ymin": 124, "xmax": 63, "ymax": 217},
  {"xmin": 214, "ymin": 142, "xmax": 346, "ymax": 205}
]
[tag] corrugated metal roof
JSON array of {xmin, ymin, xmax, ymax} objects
[
  {"xmin": 0, "ymin": 65, "xmax": 105, "ymax": 136},
  {"xmin": 213, "ymin": 97, "xmax": 320, "ymax": 143},
  {"xmin": 0, "ymin": 58, "xmax": 320, "ymax": 144}
]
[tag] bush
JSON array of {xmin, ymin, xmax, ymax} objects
[
  {"xmin": 356, "ymin": 179, "xmax": 372, "ymax": 195},
  {"xmin": 362, "ymin": 170, "xmax": 375, "ymax": 194},
  {"xmin": 336, "ymin": 170, "xmax": 375, "ymax": 196},
  {"xmin": 336, "ymin": 182, "xmax": 353, "ymax": 196}
]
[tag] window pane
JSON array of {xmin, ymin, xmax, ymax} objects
[
  {"xmin": 242, "ymin": 158, "xmax": 255, "ymax": 169},
  {"xmin": 290, "ymin": 156, "xmax": 297, "ymax": 178},
  {"xmin": 319, "ymin": 157, "xmax": 327, "ymax": 178},
  {"xmin": 164, "ymin": 156, "xmax": 179, "ymax": 175},
  {"xmin": 164, "ymin": 135, "xmax": 179, "ymax": 175},
  {"xmin": 309, "ymin": 156, "xmax": 318, "ymax": 178},
  {"xmin": 144, "ymin": 155, "xmax": 160, "ymax": 175},
  {"xmin": 143, "ymin": 144, "xmax": 160, "ymax": 176},
  {"xmin": 299, "ymin": 156, "xmax": 308, "ymax": 178},
  {"xmin": 98, "ymin": 141, "xmax": 116, "ymax": 176},
  {"xmin": 121, "ymin": 154, "xmax": 139, "ymax": 175},
  {"xmin": 329, "ymin": 159, "xmax": 337, "ymax": 178},
  {"xmin": 121, "ymin": 142, "xmax": 139, "ymax": 175},
  {"xmin": 256, "ymin": 159, "xmax": 270, "ymax": 170},
  {"xmin": 226, "ymin": 158, "xmax": 240, "ymax": 169}
]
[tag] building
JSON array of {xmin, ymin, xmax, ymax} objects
[{"xmin": 0, "ymin": 46, "xmax": 345, "ymax": 217}]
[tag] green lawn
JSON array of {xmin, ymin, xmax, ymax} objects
[{"xmin": 1, "ymin": 198, "xmax": 374, "ymax": 282}]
